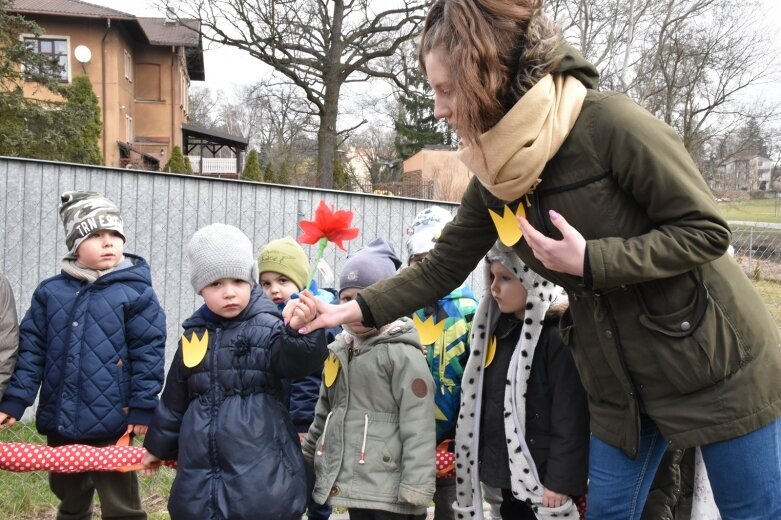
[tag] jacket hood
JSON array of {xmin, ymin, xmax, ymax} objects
[
  {"xmin": 555, "ymin": 42, "xmax": 599, "ymax": 90},
  {"xmin": 483, "ymin": 242, "xmax": 568, "ymax": 319},
  {"xmin": 183, "ymin": 285, "xmax": 277, "ymax": 329},
  {"xmin": 436, "ymin": 285, "xmax": 478, "ymax": 306},
  {"xmin": 338, "ymin": 317, "xmax": 420, "ymax": 354}
]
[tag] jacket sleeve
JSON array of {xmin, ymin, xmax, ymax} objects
[
  {"xmin": 270, "ymin": 323, "xmax": 328, "ymax": 379},
  {"xmin": 301, "ymin": 379, "xmax": 331, "ymax": 466},
  {"xmin": 541, "ymin": 326, "xmax": 590, "ymax": 497},
  {"xmin": 387, "ymin": 344, "xmax": 436, "ymax": 505},
  {"xmin": 360, "ymin": 178, "xmax": 497, "ymax": 327},
  {"xmin": 124, "ymin": 286, "xmax": 167, "ymax": 425},
  {"xmin": 587, "ymin": 94, "xmax": 731, "ymax": 290},
  {"xmin": 0, "ymin": 276, "xmax": 19, "ymax": 400},
  {"xmin": 0, "ymin": 286, "xmax": 49, "ymax": 419},
  {"xmin": 288, "ymin": 373, "xmax": 322, "ymax": 433},
  {"xmin": 143, "ymin": 346, "xmax": 188, "ymax": 460}
]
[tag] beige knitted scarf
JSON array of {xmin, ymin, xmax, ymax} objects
[
  {"xmin": 61, "ymin": 256, "xmax": 120, "ymax": 283},
  {"xmin": 457, "ymin": 73, "xmax": 587, "ymax": 202}
]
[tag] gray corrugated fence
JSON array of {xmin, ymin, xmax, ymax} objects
[{"xmin": 1, "ymin": 156, "xmax": 483, "ymax": 368}]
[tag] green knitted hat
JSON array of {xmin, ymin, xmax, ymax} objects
[{"xmin": 258, "ymin": 236, "xmax": 309, "ymax": 290}]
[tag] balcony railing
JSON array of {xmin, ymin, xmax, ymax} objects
[{"xmin": 187, "ymin": 156, "xmax": 238, "ymax": 175}]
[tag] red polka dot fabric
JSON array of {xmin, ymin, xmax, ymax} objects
[
  {"xmin": 435, "ymin": 441, "xmax": 455, "ymax": 479},
  {"xmin": 0, "ymin": 442, "xmax": 175, "ymax": 473}
]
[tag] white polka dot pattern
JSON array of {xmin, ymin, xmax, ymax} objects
[{"xmin": 0, "ymin": 443, "xmax": 176, "ymax": 473}]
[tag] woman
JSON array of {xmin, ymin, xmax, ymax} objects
[{"xmin": 292, "ymin": 0, "xmax": 781, "ymax": 518}]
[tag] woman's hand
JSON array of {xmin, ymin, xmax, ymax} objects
[
  {"xmin": 284, "ymin": 297, "xmax": 362, "ymax": 334},
  {"xmin": 518, "ymin": 210, "xmax": 586, "ymax": 277}
]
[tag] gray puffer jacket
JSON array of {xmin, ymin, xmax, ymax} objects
[{"xmin": 0, "ymin": 274, "xmax": 18, "ymax": 400}]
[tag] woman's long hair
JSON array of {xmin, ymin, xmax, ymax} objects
[{"xmin": 419, "ymin": 0, "xmax": 563, "ymax": 145}]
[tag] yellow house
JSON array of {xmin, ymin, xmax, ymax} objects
[
  {"xmin": 8, "ymin": 0, "xmax": 206, "ymax": 169},
  {"xmin": 402, "ymin": 145, "xmax": 472, "ymax": 202}
]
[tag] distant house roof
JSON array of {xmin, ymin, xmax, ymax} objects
[
  {"xmin": 8, "ymin": 0, "xmax": 205, "ymax": 80},
  {"xmin": 8, "ymin": 0, "xmax": 135, "ymax": 19}
]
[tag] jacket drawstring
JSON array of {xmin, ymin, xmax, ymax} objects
[
  {"xmin": 316, "ymin": 411, "xmax": 333, "ymax": 456},
  {"xmin": 358, "ymin": 413, "xmax": 368, "ymax": 465}
]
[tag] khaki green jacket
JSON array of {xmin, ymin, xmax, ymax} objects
[
  {"xmin": 360, "ymin": 54, "xmax": 781, "ymax": 458},
  {"xmin": 0, "ymin": 274, "xmax": 19, "ymax": 400},
  {"xmin": 302, "ymin": 318, "xmax": 436, "ymax": 513}
]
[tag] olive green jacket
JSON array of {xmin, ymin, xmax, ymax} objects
[
  {"xmin": 302, "ymin": 318, "xmax": 436, "ymax": 513},
  {"xmin": 359, "ymin": 49, "xmax": 781, "ymax": 458},
  {"xmin": 0, "ymin": 274, "xmax": 19, "ymax": 401}
]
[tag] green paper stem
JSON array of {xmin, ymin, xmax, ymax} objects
[{"xmin": 304, "ymin": 237, "xmax": 329, "ymax": 290}]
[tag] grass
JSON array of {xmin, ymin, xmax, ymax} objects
[
  {"xmin": 717, "ymin": 198, "xmax": 781, "ymax": 223},
  {"xmin": 0, "ymin": 423, "xmax": 174, "ymax": 519}
]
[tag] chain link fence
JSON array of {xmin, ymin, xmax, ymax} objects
[{"xmin": 729, "ymin": 223, "xmax": 781, "ymax": 281}]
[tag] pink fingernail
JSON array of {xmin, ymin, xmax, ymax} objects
[{"xmin": 549, "ymin": 210, "xmax": 560, "ymax": 220}]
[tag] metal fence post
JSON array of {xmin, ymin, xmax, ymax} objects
[{"xmin": 748, "ymin": 226, "xmax": 754, "ymax": 273}]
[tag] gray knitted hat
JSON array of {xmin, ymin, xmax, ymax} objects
[
  {"xmin": 187, "ymin": 223, "xmax": 258, "ymax": 292},
  {"xmin": 339, "ymin": 238, "xmax": 401, "ymax": 294},
  {"xmin": 59, "ymin": 191, "xmax": 125, "ymax": 253}
]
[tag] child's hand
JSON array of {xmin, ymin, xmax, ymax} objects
[
  {"xmin": 141, "ymin": 451, "xmax": 162, "ymax": 475},
  {"xmin": 287, "ymin": 291, "xmax": 318, "ymax": 332},
  {"xmin": 0, "ymin": 412, "xmax": 17, "ymax": 430},
  {"xmin": 127, "ymin": 424, "xmax": 148, "ymax": 436},
  {"xmin": 541, "ymin": 488, "xmax": 568, "ymax": 508}
]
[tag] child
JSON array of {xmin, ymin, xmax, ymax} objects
[
  {"xmin": 452, "ymin": 241, "xmax": 589, "ymax": 519},
  {"xmin": 142, "ymin": 223, "xmax": 328, "ymax": 520},
  {"xmin": 0, "ymin": 273, "xmax": 19, "ymax": 401},
  {"xmin": 0, "ymin": 191, "xmax": 166, "ymax": 520},
  {"xmin": 258, "ymin": 236, "xmax": 339, "ymax": 520},
  {"xmin": 302, "ymin": 238, "xmax": 436, "ymax": 520},
  {"xmin": 405, "ymin": 206, "xmax": 478, "ymax": 520}
]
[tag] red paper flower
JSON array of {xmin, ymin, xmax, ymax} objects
[{"xmin": 298, "ymin": 200, "xmax": 359, "ymax": 251}]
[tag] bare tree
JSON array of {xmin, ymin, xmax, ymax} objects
[
  {"xmin": 168, "ymin": 0, "xmax": 426, "ymax": 189},
  {"xmin": 548, "ymin": 0, "xmax": 778, "ymax": 177}
]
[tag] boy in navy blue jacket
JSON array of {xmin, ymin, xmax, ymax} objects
[
  {"xmin": 0, "ymin": 191, "xmax": 166, "ymax": 520},
  {"xmin": 143, "ymin": 224, "xmax": 328, "ymax": 520}
]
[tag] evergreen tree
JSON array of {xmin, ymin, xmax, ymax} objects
[
  {"xmin": 262, "ymin": 161, "xmax": 276, "ymax": 183},
  {"xmin": 394, "ymin": 63, "xmax": 456, "ymax": 160},
  {"xmin": 0, "ymin": 0, "xmax": 68, "ymax": 158},
  {"xmin": 242, "ymin": 148, "xmax": 262, "ymax": 181},
  {"xmin": 60, "ymin": 75, "xmax": 102, "ymax": 165},
  {"xmin": 164, "ymin": 146, "xmax": 193, "ymax": 174},
  {"xmin": 332, "ymin": 153, "xmax": 350, "ymax": 190}
]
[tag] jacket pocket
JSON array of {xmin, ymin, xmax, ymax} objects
[
  {"xmin": 113, "ymin": 359, "xmax": 129, "ymax": 406},
  {"xmin": 352, "ymin": 412, "xmax": 402, "ymax": 499},
  {"xmin": 637, "ymin": 279, "xmax": 746, "ymax": 394}
]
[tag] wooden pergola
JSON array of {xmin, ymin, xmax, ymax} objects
[{"xmin": 181, "ymin": 123, "xmax": 249, "ymax": 175}]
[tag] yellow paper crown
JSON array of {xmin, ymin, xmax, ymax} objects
[
  {"xmin": 488, "ymin": 204, "xmax": 527, "ymax": 247},
  {"xmin": 182, "ymin": 330, "xmax": 209, "ymax": 368},
  {"xmin": 413, "ymin": 314, "xmax": 446, "ymax": 345}
]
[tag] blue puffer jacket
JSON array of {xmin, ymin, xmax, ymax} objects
[
  {"xmin": 143, "ymin": 286, "xmax": 328, "ymax": 520},
  {"xmin": 284, "ymin": 287, "xmax": 342, "ymax": 433},
  {"xmin": 0, "ymin": 254, "xmax": 166, "ymax": 440}
]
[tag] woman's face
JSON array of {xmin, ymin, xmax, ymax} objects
[{"xmin": 424, "ymin": 47, "xmax": 459, "ymax": 132}]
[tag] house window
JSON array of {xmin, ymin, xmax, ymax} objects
[
  {"xmin": 125, "ymin": 115, "xmax": 133, "ymax": 142},
  {"xmin": 124, "ymin": 50, "xmax": 133, "ymax": 82},
  {"xmin": 23, "ymin": 37, "xmax": 69, "ymax": 82}
]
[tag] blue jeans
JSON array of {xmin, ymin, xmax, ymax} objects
[{"xmin": 587, "ymin": 415, "xmax": 781, "ymax": 520}]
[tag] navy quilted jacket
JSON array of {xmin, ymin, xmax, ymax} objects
[
  {"xmin": 0, "ymin": 254, "xmax": 166, "ymax": 440},
  {"xmin": 143, "ymin": 286, "xmax": 328, "ymax": 520}
]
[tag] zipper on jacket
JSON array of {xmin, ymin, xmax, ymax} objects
[
  {"xmin": 54, "ymin": 281, "xmax": 88, "ymax": 434},
  {"xmin": 531, "ymin": 192, "xmax": 553, "ymax": 237},
  {"xmin": 208, "ymin": 327, "xmax": 221, "ymax": 515},
  {"xmin": 598, "ymin": 293, "xmax": 642, "ymax": 456}
]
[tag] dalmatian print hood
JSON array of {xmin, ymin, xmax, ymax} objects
[{"xmin": 452, "ymin": 241, "xmax": 579, "ymax": 520}]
